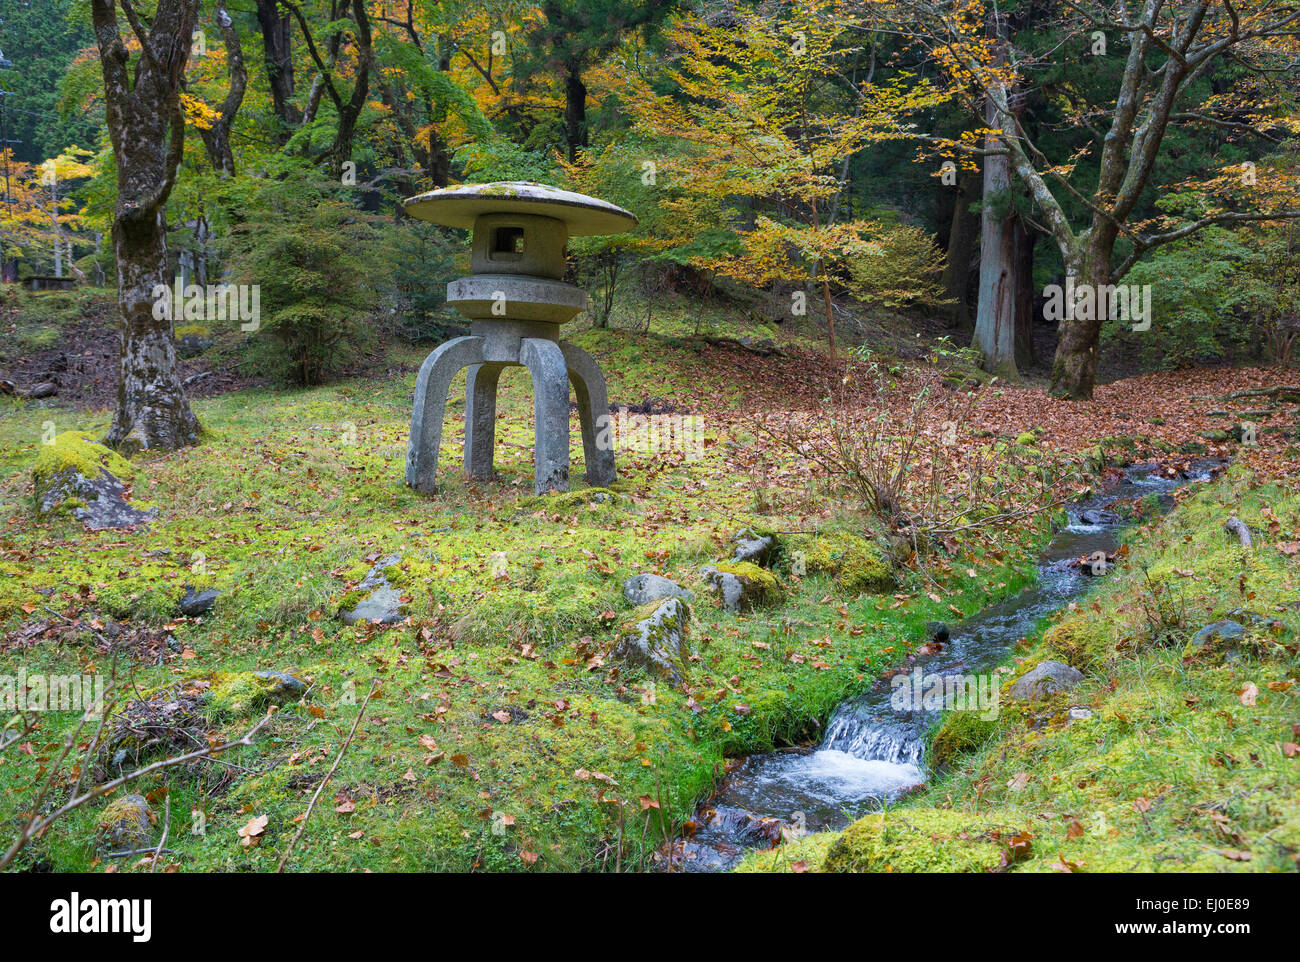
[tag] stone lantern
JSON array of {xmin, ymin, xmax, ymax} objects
[{"xmin": 401, "ymin": 182, "xmax": 637, "ymax": 495}]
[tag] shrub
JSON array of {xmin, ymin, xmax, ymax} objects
[{"xmin": 222, "ymin": 170, "xmax": 380, "ymax": 386}]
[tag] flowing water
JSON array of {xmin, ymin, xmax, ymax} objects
[{"xmin": 677, "ymin": 459, "xmax": 1222, "ymax": 872}]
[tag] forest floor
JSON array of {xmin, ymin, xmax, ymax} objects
[{"xmin": 1, "ymin": 287, "xmax": 1297, "ymax": 872}]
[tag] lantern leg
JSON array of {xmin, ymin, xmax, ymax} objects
[
  {"xmin": 464, "ymin": 362, "xmax": 507, "ymax": 480},
  {"xmin": 560, "ymin": 340, "xmax": 616, "ymax": 487},
  {"xmin": 520, "ymin": 337, "xmax": 571, "ymax": 495},
  {"xmin": 406, "ymin": 335, "xmax": 486, "ymax": 493}
]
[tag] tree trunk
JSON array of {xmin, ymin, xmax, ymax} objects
[
  {"xmin": 940, "ymin": 168, "xmax": 978, "ymax": 329},
  {"xmin": 255, "ymin": 0, "xmax": 298, "ymax": 132},
  {"xmin": 198, "ymin": 1, "xmax": 247, "ymax": 177},
  {"xmin": 92, "ymin": 0, "xmax": 202, "ymax": 452},
  {"xmin": 1013, "ymin": 217, "xmax": 1036, "ymax": 368},
  {"xmin": 111, "ymin": 208, "xmax": 200, "ymax": 449},
  {"xmin": 1049, "ymin": 245, "xmax": 1109, "ymax": 399},
  {"xmin": 564, "ymin": 66, "xmax": 587, "ymax": 162},
  {"xmin": 973, "ymin": 54, "xmax": 1018, "ymax": 379}
]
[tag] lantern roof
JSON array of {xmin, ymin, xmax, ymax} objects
[{"xmin": 403, "ymin": 181, "xmax": 637, "ymax": 236}]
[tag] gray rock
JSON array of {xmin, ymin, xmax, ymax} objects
[
  {"xmin": 1079, "ymin": 508, "xmax": 1120, "ymax": 526},
  {"xmin": 25, "ymin": 381, "xmax": 58, "ymax": 399},
  {"xmin": 623, "ymin": 573, "xmax": 694, "ymax": 606},
  {"xmin": 179, "ymin": 586, "xmax": 219, "ymax": 616},
  {"xmin": 38, "ymin": 467, "xmax": 156, "ymax": 531},
  {"xmin": 732, "ymin": 529, "xmax": 775, "ymax": 566},
  {"xmin": 177, "ymin": 335, "xmax": 213, "ymax": 358},
  {"xmin": 1183, "ymin": 620, "xmax": 1246, "ymax": 659},
  {"xmin": 1009, "ymin": 660, "xmax": 1085, "ymax": 701},
  {"xmin": 701, "ymin": 565, "xmax": 745, "ymax": 612},
  {"xmin": 253, "ymin": 669, "xmax": 309, "ymax": 702},
  {"xmin": 610, "ymin": 598, "xmax": 692, "ymax": 684},
  {"xmin": 340, "ymin": 555, "xmax": 407, "ymax": 625}
]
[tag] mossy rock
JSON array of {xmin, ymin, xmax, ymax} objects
[
  {"xmin": 705, "ymin": 561, "xmax": 785, "ymax": 611},
  {"xmin": 929, "ymin": 709, "xmax": 1000, "ymax": 769},
  {"xmin": 822, "ymin": 808, "xmax": 1015, "ymax": 872},
  {"xmin": 31, "ymin": 431, "xmax": 155, "ymax": 529},
  {"xmin": 1043, "ymin": 620, "xmax": 1111, "ymax": 669},
  {"xmin": 789, "ymin": 531, "xmax": 894, "ymax": 594},
  {"xmin": 734, "ymin": 832, "xmax": 840, "ymax": 873},
  {"xmin": 206, "ymin": 669, "xmax": 309, "ymax": 716},
  {"xmin": 518, "ymin": 487, "xmax": 619, "ymax": 515},
  {"xmin": 1015, "ymin": 431, "xmax": 1037, "ymax": 446},
  {"xmin": 98, "ymin": 794, "xmax": 154, "ymax": 850},
  {"xmin": 611, "ymin": 597, "xmax": 693, "ymax": 683}
]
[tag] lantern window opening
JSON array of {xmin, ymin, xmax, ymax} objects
[{"xmin": 491, "ymin": 226, "xmax": 526, "ymax": 261}]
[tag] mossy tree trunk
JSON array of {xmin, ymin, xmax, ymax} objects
[{"xmin": 92, "ymin": 0, "xmax": 202, "ymax": 452}]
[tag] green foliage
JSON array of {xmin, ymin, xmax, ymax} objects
[
  {"xmin": 373, "ymin": 219, "xmax": 463, "ymax": 342},
  {"xmin": 221, "ymin": 168, "xmax": 380, "ymax": 386},
  {"xmin": 0, "ymin": 0, "xmax": 95, "ymax": 163},
  {"xmin": 845, "ymin": 221, "xmax": 951, "ymax": 311},
  {"xmin": 1110, "ymin": 225, "xmax": 1252, "ymax": 367},
  {"xmin": 453, "ymin": 139, "xmax": 558, "ymax": 184}
]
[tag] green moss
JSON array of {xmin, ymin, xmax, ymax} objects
[
  {"xmin": 734, "ymin": 831, "xmax": 839, "ymax": 872},
  {"xmin": 334, "ymin": 590, "xmax": 367, "ymax": 613},
  {"xmin": 929, "ymin": 708, "xmax": 999, "ymax": 769},
  {"xmin": 32, "ymin": 430, "xmax": 134, "ymax": 487},
  {"xmin": 205, "ymin": 669, "xmax": 306, "ymax": 717},
  {"xmin": 1015, "ymin": 431, "xmax": 1036, "ymax": 446},
  {"xmin": 822, "ymin": 808, "xmax": 1014, "ymax": 872},
  {"xmin": 790, "ymin": 531, "xmax": 894, "ymax": 594},
  {"xmin": 518, "ymin": 487, "xmax": 619, "ymax": 514},
  {"xmin": 1042, "ymin": 620, "xmax": 1111, "ymax": 669},
  {"xmin": 713, "ymin": 560, "xmax": 785, "ymax": 607}
]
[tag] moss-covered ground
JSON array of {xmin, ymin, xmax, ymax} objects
[{"xmin": 1, "ymin": 309, "xmax": 1059, "ymax": 873}]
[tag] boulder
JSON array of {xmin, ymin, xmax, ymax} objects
[
  {"xmin": 339, "ymin": 554, "xmax": 408, "ymax": 626},
  {"xmin": 1182, "ymin": 620, "xmax": 1246, "ymax": 660},
  {"xmin": 1079, "ymin": 508, "xmax": 1120, "ymax": 526},
  {"xmin": 98, "ymin": 794, "xmax": 154, "ymax": 850},
  {"xmin": 32, "ymin": 431, "xmax": 155, "ymax": 531},
  {"xmin": 179, "ymin": 586, "xmax": 219, "ymax": 616},
  {"xmin": 731, "ymin": 528, "xmax": 775, "ymax": 566},
  {"xmin": 610, "ymin": 597, "xmax": 692, "ymax": 684},
  {"xmin": 623, "ymin": 573, "xmax": 694, "ymax": 606},
  {"xmin": 207, "ymin": 668, "xmax": 309, "ymax": 715},
  {"xmin": 252, "ymin": 669, "xmax": 308, "ymax": 701},
  {"xmin": 1008, "ymin": 660, "xmax": 1084, "ymax": 701},
  {"xmin": 701, "ymin": 562, "xmax": 784, "ymax": 612},
  {"xmin": 788, "ymin": 530, "xmax": 895, "ymax": 593},
  {"xmin": 177, "ymin": 334, "xmax": 213, "ymax": 358}
]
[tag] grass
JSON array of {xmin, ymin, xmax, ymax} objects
[
  {"xmin": 0, "ymin": 296, "xmax": 1062, "ymax": 873},
  {"xmin": 741, "ymin": 467, "xmax": 1300, "ymax": 872}
]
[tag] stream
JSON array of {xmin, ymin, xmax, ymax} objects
[{"xmin": 677, "ymin": 459, "xmax": 1223, "ymax": 872}]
